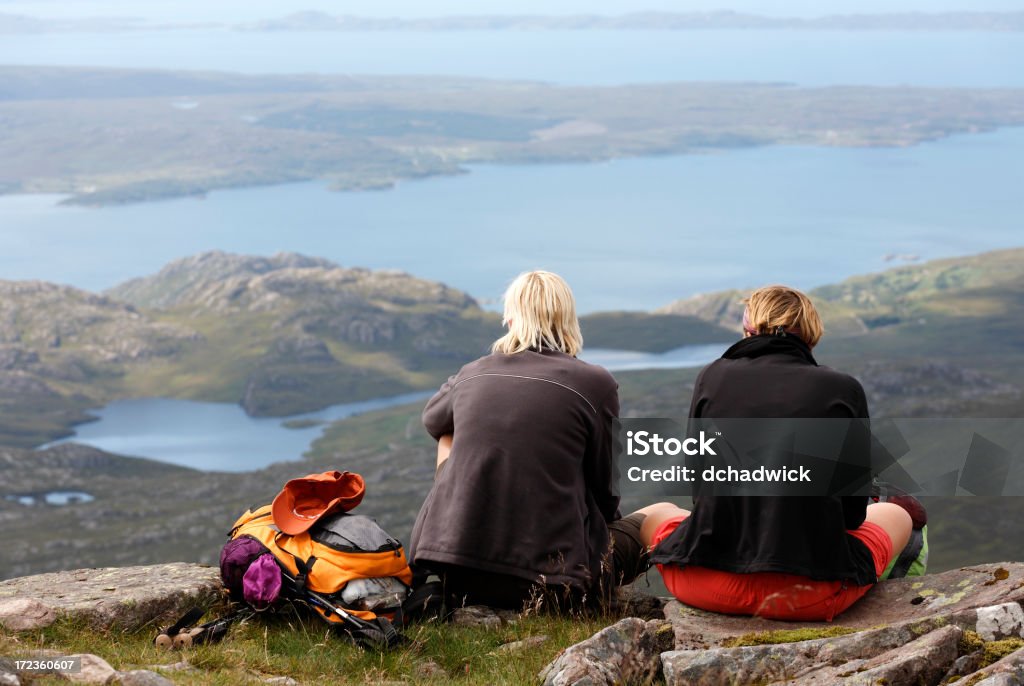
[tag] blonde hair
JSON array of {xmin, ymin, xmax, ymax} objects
[
  {"xmin": 743, "ymin": 285, "xmax": 824, "ymax": 347},
  {"xmin": 491, "ymin": 271, "xmax": 583, "ymax": 357}
]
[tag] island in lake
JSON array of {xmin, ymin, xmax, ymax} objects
[{"xmin": 2, "ymin": 65, "xmax": 1024, "ymax": 206}]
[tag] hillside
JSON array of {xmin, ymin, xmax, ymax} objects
[
  {"xmin": 4, "ymin": 66, "xmax": 1024, "ymax": 205},
  {"xmin": 1, "ymin": 248, "xmax": 1022, "ymax": 580},
  {"xmin": 0, "ymin": 251, "xmax": 728, "ymax": 446},
  {"xmin": 0, "ymin": 253, "xmax": 493, "ymax": 444}
]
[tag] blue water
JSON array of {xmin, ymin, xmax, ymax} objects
[
  {"xmin": 2, "ymin": 29, "xmax": 1023, "ymax": 87},
  {"xmin": 2, "ymin": 128, "xmax": 1022, "ymax": 313},
  {"xmin": 46, "ymin": 391, "xmax": 433, "ymax": 472},
  {"xmin": 4, "ymin": 491, "xmax": 95, "ymax": 506},
  {"xmin": 45, "ymin": 344, "xmax": 727, "ymax": 471}
]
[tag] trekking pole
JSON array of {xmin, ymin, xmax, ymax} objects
[
  {"xmin": 155, "ymin": 607, "xmax": 254, "ymax": 650},
  {"xmin": 302, "ymin": 589, "xmax": 402, "ymax": 649}
]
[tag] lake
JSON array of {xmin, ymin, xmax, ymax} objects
[
  {"xmin": 2, "ymin": 29, "xmax": 1023, "ymax": 87},
  {"xmin": 46, "ymin": 344, "xmax": 729, "ymax": 471},
  {"xmin": 7, "ymin": 24, "xmax": 1024, "ymax": 471},
  {"xmin": 2, "ymin": 128, "xmax": 1022, "ymax": 313}
]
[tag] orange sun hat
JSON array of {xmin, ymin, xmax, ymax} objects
[{"xmin": 271, "ymin": 470, "xmax": 366, "ymax": 535}]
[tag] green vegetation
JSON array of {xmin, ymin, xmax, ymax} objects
[
  {"xmin": 281, "ymin": 419, "xmax": 325, "ymax": 430},
  {"xmin": 722, "ymin": 626, "xmax": 860, "ymax": 647},
  {"xmin": 959, "ymin": 629, "xmax": 1024, "ymax": 669},
  {"xmin": 3, "ymin": 66, "xmax": 1024, "ymax": 206},
  {"xmin": 580, "ymin": 312, "xmax": 733, "ymax": 352},
  {"xmin": 0, "ymin": 608, "xmax": 617, "ymax": 685}
]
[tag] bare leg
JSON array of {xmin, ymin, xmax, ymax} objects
[
  {"xmin": 864, "ymin": 502, "xmax": 912, "ymax": 563},
  {"xmin": 628, "ymin": 502, "xmax": 691, "ymax": 549}
]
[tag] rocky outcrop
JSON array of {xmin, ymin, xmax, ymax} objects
[
  {"xmin": 0, "ymin": 562, "xmax": 221, "ymax": 631},
  {"xmin": 541, "ymin": 562, "xmax": 1024, "ymax": 686},
  {"xmin": 540, "ymin": 617, "xmax": 673, "ymax": 686},
  {"xmin": 106, "ymin": 251, "xmax": 338, "ymax": 310}
]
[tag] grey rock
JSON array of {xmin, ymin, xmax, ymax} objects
[
  {"xmin": 115, "ymin": 670, "xmax": 175, "ymax": 686},
  {"xmin": 828, "ymin": 624, "xmax": 962, "ymax": 685},
  {"xmin": 664, "ymin": 562, "xmax": 1024, "ymax": 650},
  {"xmin": 66, "ymin": 653, "xmax": 118, "ymax": 684},
  {"xmin": 943, "ymin": 651, "xmax": 986, "ymax": 682},
  {"xmin": 540, "ymin": 617, "xmax": 672, "ymax": 686},
  {"xmin": 0, "ymin": 563, "xmax": 222, "ymax": 630},
  {"xmin": 974, "ymin": 675, "xmax": 1024, "ymax": 686},
  {"xmin": 0, "ymin": 657, "xmax": 19, "ymax": 686},
  {"xmin": 450, "ymin": 605, "xmax": 502, "ymax": 629},
  {"xmin": 662, "ymin": 616, "xmax": 958, "ymax": 685},
  {"xmin": 412, "ymin": 660, "xmax": 447, "ymax": 679},
  {"xmin": 262, "ymin": 677, "xmax": 299, "ymax": 686},
  {"xmin": 978, "ymin": 602, "xmax": 1024, "ymax": 641},
  {"xmin": 492, "ymin": 635, "xmax": 549, "ymax": 654},
  {"xmin": 0, "ymin": 597, "xmax": 57, "ymax": 630}
]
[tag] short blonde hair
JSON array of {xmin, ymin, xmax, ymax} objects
[
  {"xmin": 743, "ymin": 285, "xmax": 824, "ymax": 347},
  {"xmin": 491, "ymin": 271, "xmax": 583, "ymax": 357}
]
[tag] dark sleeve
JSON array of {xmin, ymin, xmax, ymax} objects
[
  {"xmin": 850, "ymin": 377, "xmax": 870, "ymax": 419},
  {"xmin": 839, "ymin": 374, "xmax": 871, "ymax": 524},
  {"xmin": 842, "ymin": 496, "xmax": 868, "ymax": 530},
  {"xmin": 688, "ymin": 367, "xmax": 708, "ymax": 419},
  {"xmin": 585, "ymin": 382, "xmax": 621, "ymax": 523},
  {"xmin": 421, "ymin": 373, "xmax": 457, "ymax": 440}
]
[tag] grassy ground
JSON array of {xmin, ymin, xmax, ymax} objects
[{"xmin": 0, "ymin": 604, "xmax": 619, "ymax": 685}]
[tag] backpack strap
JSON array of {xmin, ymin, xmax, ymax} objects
[{"xmin": 290, "ymin": 553, "xmax": 317, "ymax": 593}]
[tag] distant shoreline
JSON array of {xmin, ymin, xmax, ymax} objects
[
  {"xmin": 1, "ymin": 10, "xmax": 1023, "ymax": 35},
  {"xmin": 3, "ymin": 65, "xmax": 1024, "ymax": 208}
]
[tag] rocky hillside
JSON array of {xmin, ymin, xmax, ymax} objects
[
  {"xmin": 2, "ymin": 248, "xmax": 1023, "ymax": 580},
  {"xmin": 107, "ymin": 251, "xmax": 494, "ymax": 416},
  {"xmin": 1, "ymin": 562, "xmax": 1022, "ymax": 685},
  {"xmin": 658, "ymin": 247, "xmax": 1024, "ymax": 416},
  {"xmin": 0, "ymin": 252, "xmax": 497, "ymax": 444},
  {"xmin": 0, "ymin": 281, "xmax": 199, "ymax": 446},
  {"xmin": 659, "ymin": 246, "xmax": 1024, "ymax": 347},
  {"xmin": 0, "ymin": 250, "xmax": 733, "ymax": 446}
]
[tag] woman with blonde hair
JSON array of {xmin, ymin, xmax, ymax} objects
[
  {"xmin": 408, "ymin": 270, "xmax": 650, "ymax": 609},
  {"xmin": 638, "ymin": 285, "xmax": 916, "ymax": 621}
]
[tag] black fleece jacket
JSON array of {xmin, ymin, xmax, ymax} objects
[{"xmin": 649, "ymin": 334, "xmax": 878, "ymax": 586}]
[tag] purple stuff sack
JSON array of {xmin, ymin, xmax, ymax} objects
[
  {"xmin": 242, "ymin": 554, "xmax": 282, "ymax": 610},
  {"xmin": 220, "ymin": 536, "xmax": 271, "ymax": 600}
]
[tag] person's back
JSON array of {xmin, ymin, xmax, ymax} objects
[
  {"xmin": 408, "ymin": 271, "xmax": 648, "ymax": 609},
  {"xmin": 640, "ymin": 286, "xmax": 914, "ymax": 621},
  {"xmin": 411, "ymin": 347, "xmax": 619, "ymax": 590}
]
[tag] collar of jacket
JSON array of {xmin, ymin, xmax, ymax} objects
[
  {"xmin": 721, "ymin": 334, "xmax": 817, "ymax": 365},
  {"xmin": 528, "ymin": 345, "xmax": 569, "ymax": 356}
]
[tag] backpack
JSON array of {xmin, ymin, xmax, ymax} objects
[{"xmin": 222, "ymin": 503, "xmax": 414, "ymax": 647}]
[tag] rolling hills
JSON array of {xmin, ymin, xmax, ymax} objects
[{"xmin": 0, "ymin": 247, "xmax": 1021, "ymax": 579}]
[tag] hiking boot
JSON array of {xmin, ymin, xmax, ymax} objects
[
  {"xmin": 881, "ymin": 525, "xmax": 929, "ymax": 579},
  {"xmin": 872, "ymin": 480, "xmax": 928, "ymax": 579}
]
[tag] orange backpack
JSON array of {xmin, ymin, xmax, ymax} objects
[{"xmin": 228, "ymin": 504, "xmax": 413, "ymax": 625}]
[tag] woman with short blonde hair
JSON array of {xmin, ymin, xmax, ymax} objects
[
  {"xmin": 742, "ymin": 285, "xmax": 824, "ymax": 348},
  {"xmin": 640, "ymin": 285, "xmax": 918, "ymax": 622}
]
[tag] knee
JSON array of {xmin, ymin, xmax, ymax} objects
[{"xmin": 866, "ymin": 502, "xmax": 912, "ymax": 551}]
